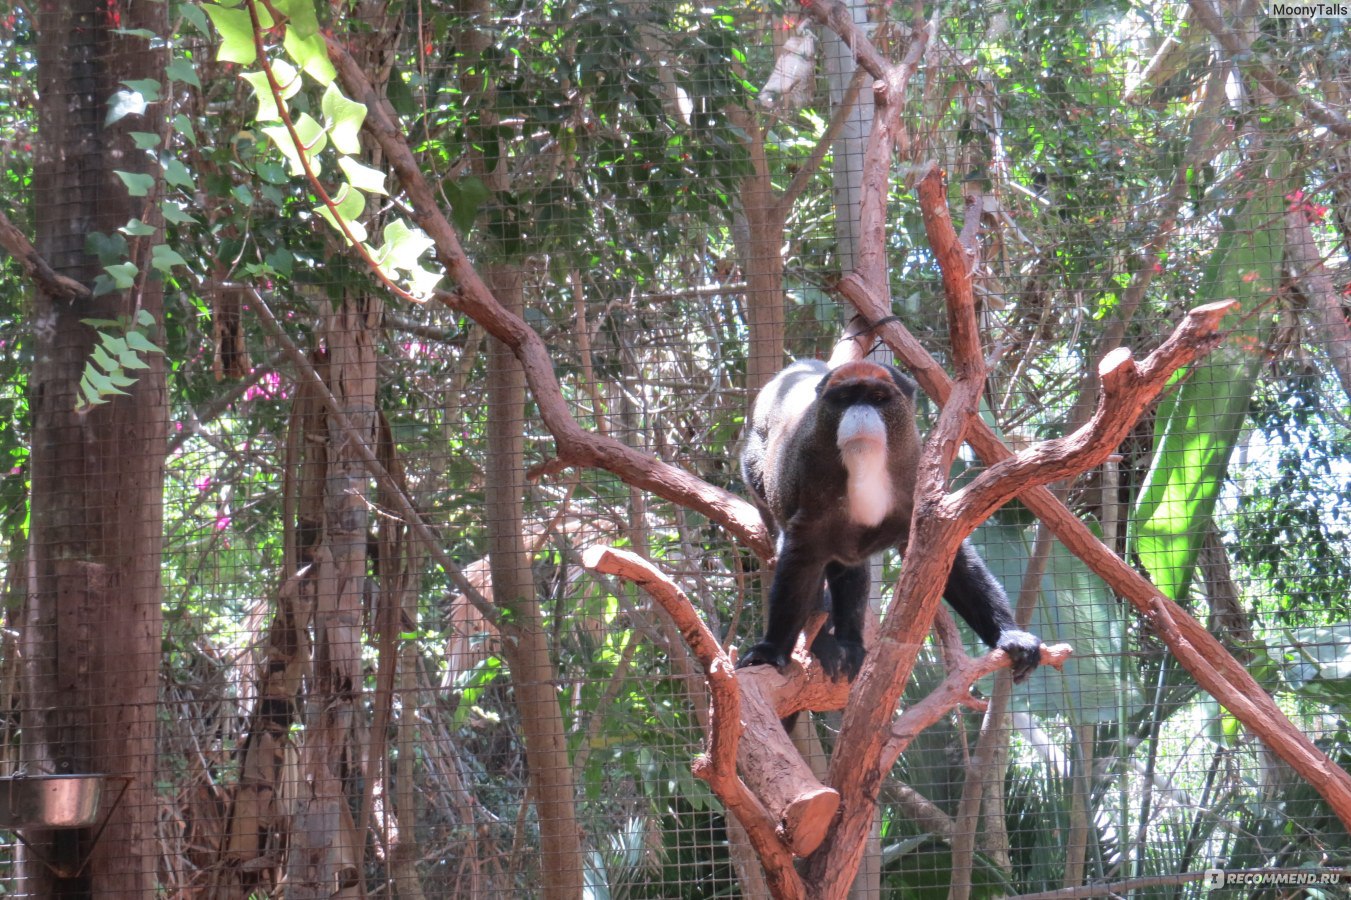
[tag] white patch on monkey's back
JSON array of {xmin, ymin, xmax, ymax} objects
[{"xmin": 837, "ymin": 406, "xmax": 892, "ymax": 527}]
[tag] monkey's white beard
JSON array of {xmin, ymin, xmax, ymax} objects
[{"xmin": 837, "ymin": 406, "xmax": 893, "ymax": 528}]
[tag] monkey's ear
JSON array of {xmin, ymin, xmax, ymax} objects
[{"xmin": 886, "ymin": 366, "xmax": 918, "ymax": 399}]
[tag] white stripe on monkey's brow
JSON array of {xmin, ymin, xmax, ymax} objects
[{"xmin": 837, "ymin": 406, "xmax": 892, "ymax": 527}]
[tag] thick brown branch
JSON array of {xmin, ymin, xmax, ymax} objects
[
  {"xmin": 324, "ymin": 33, "xmax": 771, "ymax": 559},
  {"xmin": 0, "ymin": 208, "xmax": 91, "ymax": 300}
]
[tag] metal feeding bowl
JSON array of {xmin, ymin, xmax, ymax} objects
[{"xmin": 0, "ymin": 775, "xmax": 104, "ymax": 830}]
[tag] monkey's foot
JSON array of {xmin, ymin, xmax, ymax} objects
[
  {"xmin": 999, "ymin": 629, "xmax": 1044, "ymax": 683},
  {"xmin": 736, "ymin": 642, "xmax": 791, "ymax": 671},
  {"xmin": 809, "ymin": 632, "xmax": 865, "ymax": 681}
]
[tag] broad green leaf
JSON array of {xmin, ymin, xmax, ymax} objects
[
  {"xmin": 337, "ymin": 156, "xmax": 386, "ymax": 195},
  {"xmin": 118, "ymin": 348, "xmax": 150, "ymax": 370},
  {"xmin": 1131, "ymin": 149, "xmax": 1293, "ymax": 601},
  {"xmin": 273, "ymin": 0, "xmax": 320, "ymax": 38},
  {"xmin": 166, "ymin": 57, "xmax": 201, "ymax": 88},
  {"xmin": 446, "ymin": 175, "xmax": 491, "ymax": 233},
  {"xmin": 125, "ymin": 330, "xmax": 164, "ymax": 354},
  {"xmin": 203, "ymin": 2, "xmax": 270, "ymax": 66},
  {"xmin": 322, "ymin": 83, "xmax": 367, "ymax": 155},
  {"xmin": 151, "ymin": 244, "xmax": 189, "ymax": 273},
  {"xmin": 129, "ymin": 132, "xmax": 161, "ymax": 150},
  {"xmin": 171, "ymin": 114, "xmax": 197, "ymax": 145},
  {"xmin": 163, "ymin": 157, "xmax": 195, "ymax": 190},
  {"xmin": 134, "ymin": 309, "xmax": 156, "ymax": 329},
  {"xmin": 241, "ymin": 60, "xmax": 300, "ymax": 123},
  {"xmin": 161, "ymin": 201, "xmax": 198, "ymax": 225},
  {"xmin": 116, "ymin": 170, "xmax": 155, "ymax": 197},
  {"xmin": 283, "ymin": 28, "xmax": 335, "ymax": 85},
  {"xmin": 261, "ymin": 113, "xmax": 327, "ymax": 176},
  {"xmin": 103, "ymin": 261, "xmax": 139, "ymax": 290},
  {"xmin": 379, "ymin": 219, "xmax": 434, "ymax": 273},
  {"xmin": 84, "ymin": 368, "xmax": 131, "ymax": 398},
  {"xmin": 316, "ymin": 184, "xmax": 367, "ymax": 243},
  {"xmin": 90, "ymin": 344, "xmax": 120, "ymax": 374},
  {"xmin": 121, "ymin": 79, "xmax": 162, "ymax": 102}
]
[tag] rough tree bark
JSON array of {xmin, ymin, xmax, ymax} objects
[{"xmin": 23, "ymin": 1, "xmax": 167, "ymax": 894}]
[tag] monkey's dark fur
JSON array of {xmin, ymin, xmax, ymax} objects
[{"xmin": 739, "ymin": 359, "xmax": 1043, "ymax": 683}]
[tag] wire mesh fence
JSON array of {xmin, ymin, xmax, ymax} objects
[{"xmin": 0, "ymin": 0, "xmax": 1349, "ymax": 896}]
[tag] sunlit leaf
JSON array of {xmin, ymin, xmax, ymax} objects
[
  {"xmin": 203, "ymin": 2, "xmax": 270, "ymax": 66},
  {"xmin": 283, "ymin": 28, "xmax": 335, "ymax": 86},
  {"xmin": 322, "ymin": 82, "xmax": 367, "ymax": 155},
  {"xmin": 337, "ymin": 156, "xmax": 386, "ymax": 195}
]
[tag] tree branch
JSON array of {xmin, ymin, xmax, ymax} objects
[
  {"xmin": 323, "ymin": 32, "xmax": 771, "ymax": 559},
  {"xmin": 0, "ymin": 208, "xmax": 91, "ymax": 300}
]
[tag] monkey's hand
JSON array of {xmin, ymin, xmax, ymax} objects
[
  {"xmin": 998, "ymin": 629, "xmax": 1044, "ymax": 683},
  {"xmin": 736, "ymin": 641, "xmax": 791, "ymax": 672}
]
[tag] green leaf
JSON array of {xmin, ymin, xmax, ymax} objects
[
  {"xmin": 446, "ymin": 175, "xmax": 491, "ymax": 233},
  {"xmin": 166, "ymin": 57, "xmax": 201, "ymax": 88},
  {"xmin": 125, "ymin": 331, "xmax": 164, "ymax": 354},
  {"xmin": 118, "ymin": 219, "xmax": 157, "ymax": 237},
  {"xmin": 129, "ymin": 131, "xmax": 161, "ymax": 150},
  {"xmin": 151, "ymin": 244, "xmax": 188, "ymax": 273},
  {"xmin": 204, "ymin": 2, "xmax": 268, "ymax": 66},
  {"xmin": 337, "ymin": 156, "xmax": 386, "ymax": 195},
  {"xmin": 179, "ymin": 3, "xmax": 209, "ymax": 36},
  {"xmin": 316, "ymin": 184, "xmax": 368, "ymax": 243},
  {"xmin": 261, "ymin": 113, "xmax": 327, "ymax": 176},
  {"xmin": 273, "ymin": 0, "xmax": 320, "ymax": 37},
  {"xmin": 1131, "ymin": 149, "xmax": 1294, "ymax": 601},
  {"xmin": 160, "ymin": 202, "xmax": 198, "ymax": 225},
  {"xmin": 121, "ymin": 79, "xmax": 162, "ymax": 102},
  {"xmin": 116, "ymin": 170, "xmax": 155, "ymax": 197},
  {"xmin": 171, "ymin": 114, "xmax": 197, "ymax": 145},
  {"xmin": 241, "ymin": 60, "xmax": 300, "ymax": 123},
  {"xmin": 283, "ymin": 28, "xmax": 335, "ymax": 86},
  {"xmin": 322, "ymin": 82, "xmax": 366, "ymax": 155},
  {"xmin": 117, "ymin": 348, "xmax": 150, "ymax": 370},
  {"xmin": 84, "ymin": 368, "xmax": 131, "ymax": 399},
  {"xmin": 103, "ymin": 261, "xmax": 139, "ymax": 290},
  {"xmin": 163, "ymin": 157, "xmax": 195, "ymax": 190},
  {"xmin": 134, "ymin": 309, "xmax": 156, "ymax": 329},
  {"xmin": 90, "ymin": 344, "xmax": 120, "ymax": 374},
  {"xmin": 379, "ymin": 219, "xmax": 434, "ymax": 273}
]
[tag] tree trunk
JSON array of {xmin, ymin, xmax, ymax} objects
[
  {"xmin": 484, "ymin": 262, "xmax": 586, "ymax": 899},
  {"xmin": 23, "ymin": 1, "xmax": 167, "ymax": 894},
  {"xmin": 285, "ymin": 299, "xmax": 379, "ymax": 898}
]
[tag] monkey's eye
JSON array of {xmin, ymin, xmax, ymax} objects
[{"xmin": 869, "ymin": 390, "xmax": 888, "ymax": 404}]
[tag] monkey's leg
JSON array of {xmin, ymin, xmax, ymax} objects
[
  {"xmin": 816, "ymin": 562, "xmax": 869, "ymax": 680},
  {"xmin": 738, "ymin": 540, "xmax": 825, "ymax": 671},
  {"xmin": 943, "ymin": 540, "xmax": 1043, "ymax": 682}
]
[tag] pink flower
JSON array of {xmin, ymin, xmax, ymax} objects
[{"xmin": 194, "ymin": 475, "xmax": 212, "ymax": 493}]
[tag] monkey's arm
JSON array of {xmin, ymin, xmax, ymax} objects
[{"xmin": 942, "ymin": 540, "xmax": 1043, "ymax": 682}]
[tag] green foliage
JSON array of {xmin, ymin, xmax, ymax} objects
[
  {"xmin": 75, "ymin": 310, "xmax": 164, "ymax": 411},
  {"xmin": 1132, "ymin": 149, "xmax": 1293, "ymax": 601}
]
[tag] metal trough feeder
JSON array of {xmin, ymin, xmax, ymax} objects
[{"xmin": 0, "ymin": 775, "xmax": 105, "ymax": 830}]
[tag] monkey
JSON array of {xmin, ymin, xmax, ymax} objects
[{"xmin": 738, "ymin": 358, "xmax": 1043, "ymax": 683}]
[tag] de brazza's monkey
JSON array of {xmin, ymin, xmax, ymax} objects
[{"xmin": 738, "ymin": 359, "xmax": 1043, "ymax": 682}]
